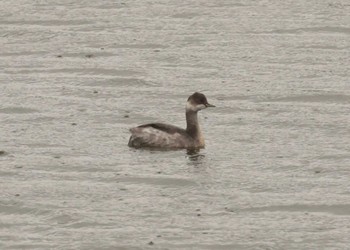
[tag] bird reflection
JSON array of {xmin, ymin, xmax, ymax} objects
[{"xmin": 186, "ymin": 149, "xmax": 206, "ymax": 164}]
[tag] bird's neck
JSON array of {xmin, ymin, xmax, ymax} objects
[{"xmin": 186, "ymin": 111, "xmax": 202, "ymax": 141}]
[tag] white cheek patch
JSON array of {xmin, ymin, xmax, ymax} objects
[
  {"xmin": 186, "ymin": 101, "xmax": 196, "ymax": 111},
  {"xmin": 197, "ymin": 104, "xmax": 206, "ymax": 110},
  {"xmin": 186, "ymin": 101, "xmax": 206, "ymax": 112}
]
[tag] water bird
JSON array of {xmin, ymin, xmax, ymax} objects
[{"xmin": 128, "ymin": 92, "xmax": 215, "ymax": 149}]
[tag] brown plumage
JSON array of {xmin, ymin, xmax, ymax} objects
[{"xmin": 128, "ymin": 92, "xmax": 215, "ymax": 149}]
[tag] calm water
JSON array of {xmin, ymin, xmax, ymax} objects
[{"xmin": 1, "ymin": 0, "xmax": 350, "ymax": 249}]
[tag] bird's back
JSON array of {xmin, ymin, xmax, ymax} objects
[{"xmin": 128, "ymin": 123, "xmax": 195, "ymax": 149}]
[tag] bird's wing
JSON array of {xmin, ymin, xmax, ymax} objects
[{"xmin": 128, "ymin": 123, "xmax": 189, "ymax": 148}]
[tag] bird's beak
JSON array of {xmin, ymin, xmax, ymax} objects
[{"xmin": 205, "ymin": 103, "xmax": 216, "ymax": 107}]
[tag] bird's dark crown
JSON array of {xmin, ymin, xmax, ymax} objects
[{"xmin": 188, "ymin": 92, "xmax": 208, "ymax": 105}]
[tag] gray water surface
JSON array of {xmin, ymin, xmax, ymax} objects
[{"xmin": 1, "ymin": 0, "xmax": 350, "ymax": 249}]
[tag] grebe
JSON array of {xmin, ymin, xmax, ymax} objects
[{"xmin": 128, "ymin": 92, "xmax": 215, "ymax": 149}]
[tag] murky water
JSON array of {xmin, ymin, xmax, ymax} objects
[{"xmin": 1, "ymin": 0, "xmax": 350, "ymax": 249}]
